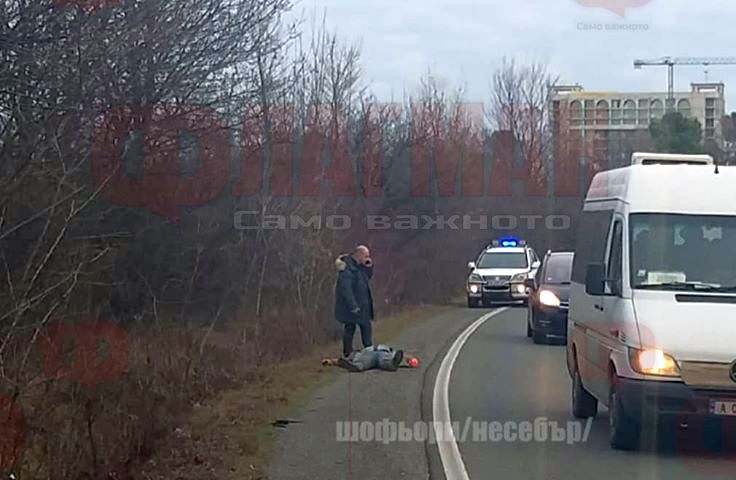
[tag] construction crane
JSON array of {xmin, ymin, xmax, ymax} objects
[{"xmin": 633, "ymin": 56, "xmax": 736, "ymax": 110}]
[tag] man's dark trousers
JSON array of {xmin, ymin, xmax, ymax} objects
[{"xmin": 343, "ymin": 321, "xmax": 372, "ymax": 357}]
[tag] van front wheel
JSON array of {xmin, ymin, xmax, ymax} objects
[
  {"xmin": 572, "ymin": 368, "xmax": 598, "ymax": 418},
  {"xmin": 608, "ymin": 378, "xmax": 641, "ymax": 450}
]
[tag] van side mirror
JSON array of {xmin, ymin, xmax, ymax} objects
[
  {"xmin": 532, "ymin": 260, "xmax": 541, "ymax": 269},
  {"xmin": 585, "ymin": 263, "xmax": 606, "ymax": 296},
  {"xmin": 524, "ymin": 278, "xmax": 536, "ymax": 290},
  {"xmin": 467, "ymin": 261, "xmax": 476, "ymax": 269}
]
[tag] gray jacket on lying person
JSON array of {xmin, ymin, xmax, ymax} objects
[{"xmin": 337, "ymin": 344, "xmax": 404, "ymax": 372}]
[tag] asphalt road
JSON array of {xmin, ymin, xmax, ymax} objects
[
  {"xmin": 443, "ymin": 307, "xmax": 736, "ymax": 480},
  {"xmin": 266, "ymin": 304, "xmax": 736, "ymax": 480},
  {"xmin": 267, "ymin": 305, "xmax": 483, "ymax": 480}
]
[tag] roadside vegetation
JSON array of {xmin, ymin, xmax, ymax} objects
[
  {"xmin": 2, "ymin": 0, "xmax": 735, "ymax": 478},
  {"xmin": 134, "ymin": 304, "xmax": 451, "ymax": 480}
]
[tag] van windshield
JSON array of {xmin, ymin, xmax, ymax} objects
[{"xmin": 630, "ymin": 213, "xmax": 736, "ymax": 291}]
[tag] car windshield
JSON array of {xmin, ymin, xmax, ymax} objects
[
  {"xmin": 630, "ymin": 213, "xmax": 736, "ymax": 290},
  {"xmin": 477, "ymin": 252, "xmax": 528, "ymax": 269},
  {"xmin": 542, "ymin": 255, "xmax": 573, "ymax": 284}
]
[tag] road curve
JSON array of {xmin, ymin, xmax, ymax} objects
[{"xmin": 435, "ymin": 307, "xmax": 736, "ymax": 480}]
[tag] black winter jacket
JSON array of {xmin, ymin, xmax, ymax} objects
[{"xmin": 334, "ymin": 255, "xmax": 374, "ymax": 324}]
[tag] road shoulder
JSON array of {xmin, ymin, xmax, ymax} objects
[{"xmin": 266, "ymin": 304, "xmax": 484, "ymax": 480}]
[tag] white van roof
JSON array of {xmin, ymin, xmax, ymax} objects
[
  {"xmin": 630, "ymin": 152, "xmax": 714, "ymax": 165},
  {"xmin": 586, "ymin": 154, "xmax": 736, "ymax": 215}
]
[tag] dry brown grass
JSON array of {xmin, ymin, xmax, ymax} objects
[
  {"xmin": 7, "ymin": 324, "xmax": 246, "ymax": 479},
  {"xmin": 135, "ymin": 304, "xmax": 451, "ymax": 480},
  {"xmin": 0, "ymin": 304, "xmax": 449, "ymax": 479}
]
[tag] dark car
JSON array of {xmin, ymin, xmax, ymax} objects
[{"xmin": 525, "ymin": 251, "xmax": 574, "ymax": 344}]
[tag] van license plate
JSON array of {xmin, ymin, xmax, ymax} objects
[{"xmin": 710, "ymin": 400, "xmax": 736, "ymax": 416}]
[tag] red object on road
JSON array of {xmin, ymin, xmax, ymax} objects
[{"xmin": 407, "ymin": 356, "xmax": 420, "ymax": 368}]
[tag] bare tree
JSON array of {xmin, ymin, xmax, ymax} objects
[
  {"xmin": 0, "ymin": 0, "xmax": 295, "ymax": 476},
  {"xmin": 488, "ymin": 58, "xmax": 559, "ymax": 190}
]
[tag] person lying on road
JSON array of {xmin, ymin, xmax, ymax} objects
[{"xmin": 336, "ymin": 344, "xmax": 404, "ymax": 372}]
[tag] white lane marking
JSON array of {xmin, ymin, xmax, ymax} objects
[{"xmin": 432, "ymin": 308, "xmax": 509, "ymax": 480}]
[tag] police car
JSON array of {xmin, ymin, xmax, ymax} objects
[{"xmin": 466, "ymin": 238, "xmax": 541, "ymax": 308}]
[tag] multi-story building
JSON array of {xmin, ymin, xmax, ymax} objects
[{"xmin": 550, "ymin": 83, "xmax": 727, "ymax": 165}]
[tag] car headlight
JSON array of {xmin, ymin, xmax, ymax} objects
[
  {"xmin": 629, "ymin": 348, "xmax": 680, "ymax": 377},
  {"xmin": 538, "ymin": 289, "xmax": 560, "ymax": 307},
  {"xmin": 469, "ymin": 284, "xmax": 479, "ymax": 293},
  {"xmin": 469, "ymin": 273, "xmax": 483, "ymax": 283},
  {"xmin": 511, "ymin": 273, "xmax": 527, "ymax": 283}
]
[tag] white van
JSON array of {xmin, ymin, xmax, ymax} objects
[{"xmin": 567, "ymin": 152, "xmax": 736, "ymax": 450}]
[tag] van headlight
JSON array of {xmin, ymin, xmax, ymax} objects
[
  {"xmin": 629, "ymin": 348, "xmax": 681, "ymax": 377},
  {"xmin": 538, "ymin": 290, "xmax": 560, "ymax": 308}
]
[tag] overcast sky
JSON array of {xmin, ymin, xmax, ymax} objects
[{"xmin": 288, "ymin": 0, "xmax": 736, "ymax": 111}]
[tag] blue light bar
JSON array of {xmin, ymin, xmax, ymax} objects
[{"xmin": 499, "ymin": 237, "xmax": 519, "ymax": 247}]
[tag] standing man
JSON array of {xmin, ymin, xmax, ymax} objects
[{"xmin": 334, "ymin": 245, "xmax": 374, "ymax": 358}]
